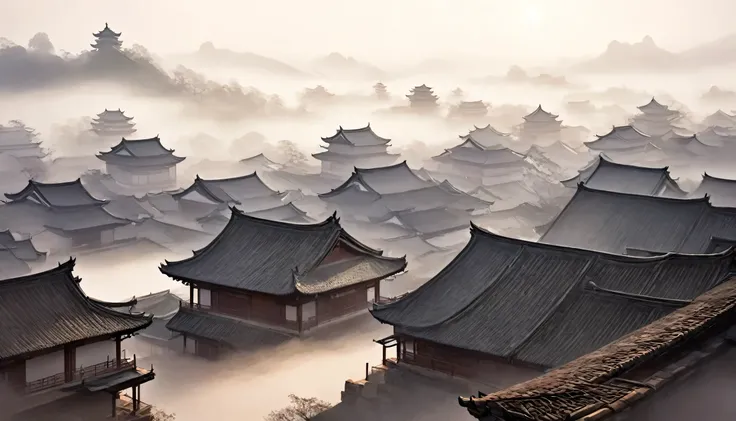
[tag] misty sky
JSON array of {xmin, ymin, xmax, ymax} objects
[{"xmin": 2, "ymin": 0, "xmax": 735, "ymax": 62}]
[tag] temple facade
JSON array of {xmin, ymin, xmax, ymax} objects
[
  {"xmin": 0, "ymin": 259, "xmax": 155, "ymax": 421},
  {"xmin": 630, "ymin": 98, "xmax": 681, "ymax": 136},
  {"xmin": 97, "ymin": 136, "xmax": 185, "ymax": 190},
  {"xmin": 312, "ymin": 124, "xmax": 399, "ymax": 177},
  {"xmin": 518, "ymin": 105, "xmax": 562, "ymax": 145},
  {"xmin": 406, "ymin": 84, "xmax": 439, "ymax": 109},
  {"xmin": 90, "ymin": 109, "xmax": 137, "ymax": 138},
  {"xmin": 161, "ymin": 209, "xmax": 407, "ymax": 359},
  {"xmin": 91, "ymin": 23, "xmax": 122, "ymax": 52}
]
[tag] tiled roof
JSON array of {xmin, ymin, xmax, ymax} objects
[
  {"xmin": 372, "ymin": 225, "xmax": 733, "ymax": 367},
  {"xmin": 459, "ymin": 276, "xmax": 736, "ymax": 421},
  {"xmin": 160, "ymin": 208, "xmax": 406, "ymax": 295},
  {"xmin": 0, "ymin": 259, "xmax": 151, "ymax": 360},
  {"xmin": 5, "ymin": 179, "xmax": 108, "ymax": 208}
]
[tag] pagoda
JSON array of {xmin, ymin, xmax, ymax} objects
[
  {"xmin": 702, "ymin": 110, "xmax": 736, "ymax": 131},
  {"xmin": 406, "ymin": 84, "xmax": 439, "ymax": 109},
  {"xmin": 584, "ymin": 125, "xmax": 653, "ymax": 154},
  {"xmin": 0, "ymin": 124, "xmax": 45, "ymax": 159},
  {"xmin": 96, "ymin": 136, "xmax": 185, "ymax": 190},
  {"xmin": 630, "ymin": 98, "xmax": 681, "ymax": 136},
  {"xmin": 312, "ymin": 124, "xmax": 399, "ymax": 177},
  {"xmin": 90, "ymin": 23, "xmax": 122, "ymax": 52},
  {"xmin": 431, "ymin": 137, "xmax": 527, "ymax": 186},
  {"xmin": 302, "ymin": 85, "xmax": 335, "ymax": 103},
  {"xmin": 518, "ymin": 105, "xmax": 562, "ymax": 144},
  {"xmin": 460, "ymin": 124, "xmax": 512, "ymax": 149},
  {"xmin": 373, "ymin": 82, "xmax": 389, "ymax": 100},
  {"xmin": 90, "ymin": 109, "xmax": 137, "ymax": 138},
  {"xmin": 452, "ymin": 88, "xmax": 465, "ymax": 100}
]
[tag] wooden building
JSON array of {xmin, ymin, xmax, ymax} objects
[
  {"xmin": 2, "ymin": 179, "xmax": 131, "ymax": 251},
  {"xmin": 91, "ymin": 23, "xmax": 122, "ymax": 52},
  {"xmin": 0, "ymin": 124, "xmax": 45, "ymax": 159},
  {"xmin": 430, "ymin": 137, "xmax": 527, "ymax": 186},
  {"xmin": 703, "ymin": 109, "xmax": 736, "ymax": 131},
  {"xmin": 406, "ymin": 84, "xmax": 439, "ymax": 109},
  {"xmin": 689, "ymin": 173, "xmax": 736, "ymax": 207},
  {"xmin": 0, "ymin": 230, "xmax": 46, "ymax": 266},
  {"xmin": 97, "ymin": 136, "xmax": 185, "ymax": 190},
  {"xmin": 448, "ymin": 101, "xmax": 488, "ymax": 120},
  {"xmin": 584, "ymin": 125, "xmax": 653, "ymax": 156},
  {"xmin": 459, "ymin": 276, "xmax": 736, "ymax": 421},
  {"xmin": 312, "ymin": 124, "xmax": 400, "ymax": 177},
  {"xmin": 90, "ymin": 109, "xmax": 137, "ymax": 138},
  {"xmin": 161, "ymin": 208, "xmax": 407, "ymax": 359},
  {"xmin": 630, "ymin": 97, "xmax": 681, "ymax": 136},
  {"xmin": 460, "ymin": 125, "xmax": 512, "ymax": 149},
  {"xmin": 560, "ymin": 154, "xmax": 686, "ymax": 197},
  {"xmin": 372, "ymin": 224, "xmax": 734, "ymax": 384},
  {"xmin": 518, "ymin": 105, "xmax": 562, "ymax": 145},
  {"xmin": 0, "ymin": 259, "xmax": 155, "ymax": 421}
]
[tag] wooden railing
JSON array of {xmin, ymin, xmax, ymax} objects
[{"xmin": 25, "ymin": 358, "xmax": 135, "ymax": 394}]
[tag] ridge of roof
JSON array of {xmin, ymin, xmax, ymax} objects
[{"xmin": 4, "ymin": 178, "xmax": 109, "ymax": 207}]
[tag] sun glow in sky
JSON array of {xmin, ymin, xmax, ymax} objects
[{"xmin": 523, "ymin": 5, "xmax": 542, "ymax": 26}]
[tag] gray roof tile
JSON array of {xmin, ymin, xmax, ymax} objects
[{"xmin": 160, "ymin": 208, "xmax": 406, "ymax": 295}]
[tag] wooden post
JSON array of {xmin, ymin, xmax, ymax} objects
[
  {"xmin": 132, "ymin": 386, "xmax": 137, "ymax": 414},
  {"xmin": 115, "ymin": 337, "xmax": 122, "ymax": 368},
  {"xmin": 183, "ymin": 334, "xmax": 187, "ymax": 353},
  {"xmin": 365, "ymin": 362, "xmax": 369, "ymax": 380},
  {"xmin": 374, "ymin": 282, "xmax": 381, "ymax": 303},
  {"xmin": 397, "ymin": 340, "xmax": 402, "ymax": 362},
  {"xmin": 297, "ymin": 304, "xmax": 303, "ymax": 334},
  {"xmin": 111, "ymin": 393, "xmax": 116, "ymax": 418},
  {"xmin": 382, "ymin": 345, "xmax": 387, "ymax": 365},
  {"xmin": 189, "ymin": 284, "xmax": 194, "ymax": 308}
]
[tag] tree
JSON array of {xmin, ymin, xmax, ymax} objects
[
  {"xmin": 277, "ymin": 140, "xmax": 308, "ymax": 167},
  {"xmin": 151, "ymin": 408, "xmax": 176, "ymax": 421},
  {"xmin": 265, "ymin": 395, "xmax": 332, "ymax": 421},
  {"xmin": 28, "ymin": 32, "xmax": 55, "ymax": 54}
]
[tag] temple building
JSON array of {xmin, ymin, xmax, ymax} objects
[
  {"xmin": 459, "ymin": 276, "xmax": 736, "ymax": 421},
  {"xmin": 239, "ymin": 153, "xmax": 283, "ymax": 173},
  {"xmin": 448, "ymin": 101, "xmax": 489, "ymax": 120},
  {"xmin": 370, "ymin": 225, "xmax": 733, "ymax": 384},
  {"xmin": 524, "ymin": 141, "xmax": 586, "ymax": 178},
  {"xmin": 518, "ymin": 105, "xmax": 562, "ymax": 145},
  {"xmin": 173, "ymin": 173, "xmax": 288, "ymax": 219},
  {"xmin": 561, "ymin": 154, "xmax": 686, "ymax": 197},
  {"xmin": 702, "ymin": 109, "xmax": 736, "ymax": 131},
  {"xmin": 161, "ymin": 209, "xmax": 407, "ymax": 359},
  {"xmin": 630, "ymin": 97, "xmax": 682, "ymax": 136},
  {"xmin": 1, "ymin": 179, "xmax": 131, "ymax": 251},
  {"xmin": 90, "ymin": 109, "xmax": 137, "ymax": 138},
  {"xmin": 406, "ymin": 84, "xmax": 439, "ymax": 109},
  {"xmin": 460, "ymin": 124, "xmax": 512, "ymax": 149},
  {"xmin": 0, "ymin": 259, "xmax": 155, "ymax": 421},
  {"xmin": 312, "ymin": 124, "xmax": 399, "ymax": 177},
  {"xmin": 302, "ymin": 85, "xmax": 335, "ymax": 103},
  {"xmin": 689, "ymin": 173, "xmax": 736, "ymax": 207},
  {"xmin": 696, "ymin": 126, "xmax": 736, "ymax": 146},
  {"xmin": 0, "ymin": 230, "xmax": 46, "ymax": 266},
  {"xmin": 373, "ymin": 82, "xmax": 389, "ymax": 100},
  {"xmin": 540, "ymin": 183, "xmax": 736, "ymax": 255},
  {"xmin": 90, "ymin": 23, "xmax": 122, "ymax": 52},
  {"xmin": 585, "ymin": 125, "xmax": 653, "ymax": 157},
  {"xmin": 0, "ymin": 124, "xmax": 45, "ymax": 159},
  {"xmin": 97, "ymin": 136, "xmax": 185, "ymax": 190},
  {"xmin": 430, "ymin": 137, "xmax": 527, "ymax": 186},
  {"xmin": 451, "ymin": 88, "xmax": 465, "ymax": 100}
]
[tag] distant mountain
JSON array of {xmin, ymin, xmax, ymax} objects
[
  {"xmin": 311, "ymin": 52, "xmax": 386, "ymax": 80},
  {"xmin": 681, "ymin": 34, "xmax": 736, "ymax": 67},
  {"xmin": 574, "ymin": 36, "xmax": 682, "ymax": 73},
  {"xmin": 174, "ymin": 42, "xmax": 307, "ymax": 76}
]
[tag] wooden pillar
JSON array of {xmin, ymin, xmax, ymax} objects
[
  {"xmin": 115, "ymin": 336, "xmax": 122, "ymax": 368},
  {"xmin": 374, "ymin": 282, "xmax": 381, "ymax": 302},
  {"xmin": 381, "ymin": 345, "xmax": 387, "ymax": 365},
  {"xmin": 297, "ymin": 304, "xmax": 303, "ymax": 334},
  {"xmin": 182, "ymin": 334, "xmax": 187, "ymax": 353},
  {"xmin": 189, "ymin": 284, "xmax": 194, "ymax": 308},
  {"xmin": 397, "ymin": 340, "xmax": 402, "ymax": 362},
  {"xmin": 111, "ymin": 393, "xmax": 116, "ymax": 418},
  {"xmin": 63, "ymin": 346, "xmax": 76, "ymax": 382},
  {"xmin": 132, "ymin": 386, "xmax": 137, "ymax": 414}
]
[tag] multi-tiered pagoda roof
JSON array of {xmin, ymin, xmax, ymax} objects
[
  {"xmin": 0, "ymin": 124, "xmax": 45, "ymax": 158},
  {"xmin": 518, "ymin": 105, "xmax": 563, "ymax": 144},
  {"xmin": 312, "ymin": 124, "xmax": 399, "ymax": 175},
  {"xmin": 702, "ymin": 110, "xmax": 736, "ymax": 130},
  {"xmin": 450, "ymin": 101, "xmax": 489, "ymax": 119},
  {"xmin": 90, "ymin": 109, "xmax": 137, "ymax": 137},
  {"xmin": 630, "ymin": 98, "xmax": 682, "ymax": 136},
  {"xmin": 460, "ymin": 124, "xmax": 512, "ymax": 149},
  {"xmin": 406, "ymin": 84, "xmax": 439, "ymax": 108},
  {"xmin": 91, "ymin": 23, "xmax": 122, "ymax": 51},
  {"xmin": 174, "ymin": 173, "xmax": 286, "ymax": 213},
  {"xmin": 584, "ymin": 125, "xmax": 653, "ymax": 152},
  {"xmin": 373, "ymin": 82, "xmax": 388, "ymax": 99}
]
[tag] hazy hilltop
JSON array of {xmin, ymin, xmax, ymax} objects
[
  {"xmin": 171, "ymin": 42, "xmax": 307, "ymax": 76},
  {"xmin": 574, "ymin": 36, "xmax": 681, "ymax": 73},
  {"xmin": 680, "ymin": 33, "xmax": 736, "ymax": 66},
  {"xmin": 310, "ymin": 52, "xmax": 386, "ymax": 80}
]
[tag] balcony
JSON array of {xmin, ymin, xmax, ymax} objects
[{"xmin": 25, "ymin": 357, "xmax": 136, "ymax": 395}]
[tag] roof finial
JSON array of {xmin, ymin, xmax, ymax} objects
[{"xmin": 105, "ymin": 22, "xmax": 109, "ymax": 28}]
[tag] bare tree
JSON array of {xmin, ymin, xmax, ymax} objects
[
  {"xmin": 277, "ymin": 140, "xmax": 308, "ymax": 167},
  {"xmin": 28, "ymin": 32, "xmax": 55, "ymax": 54},
  {"xmin": 265, "ymin": 395, "xmax": 332, "ymax": 421}
]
